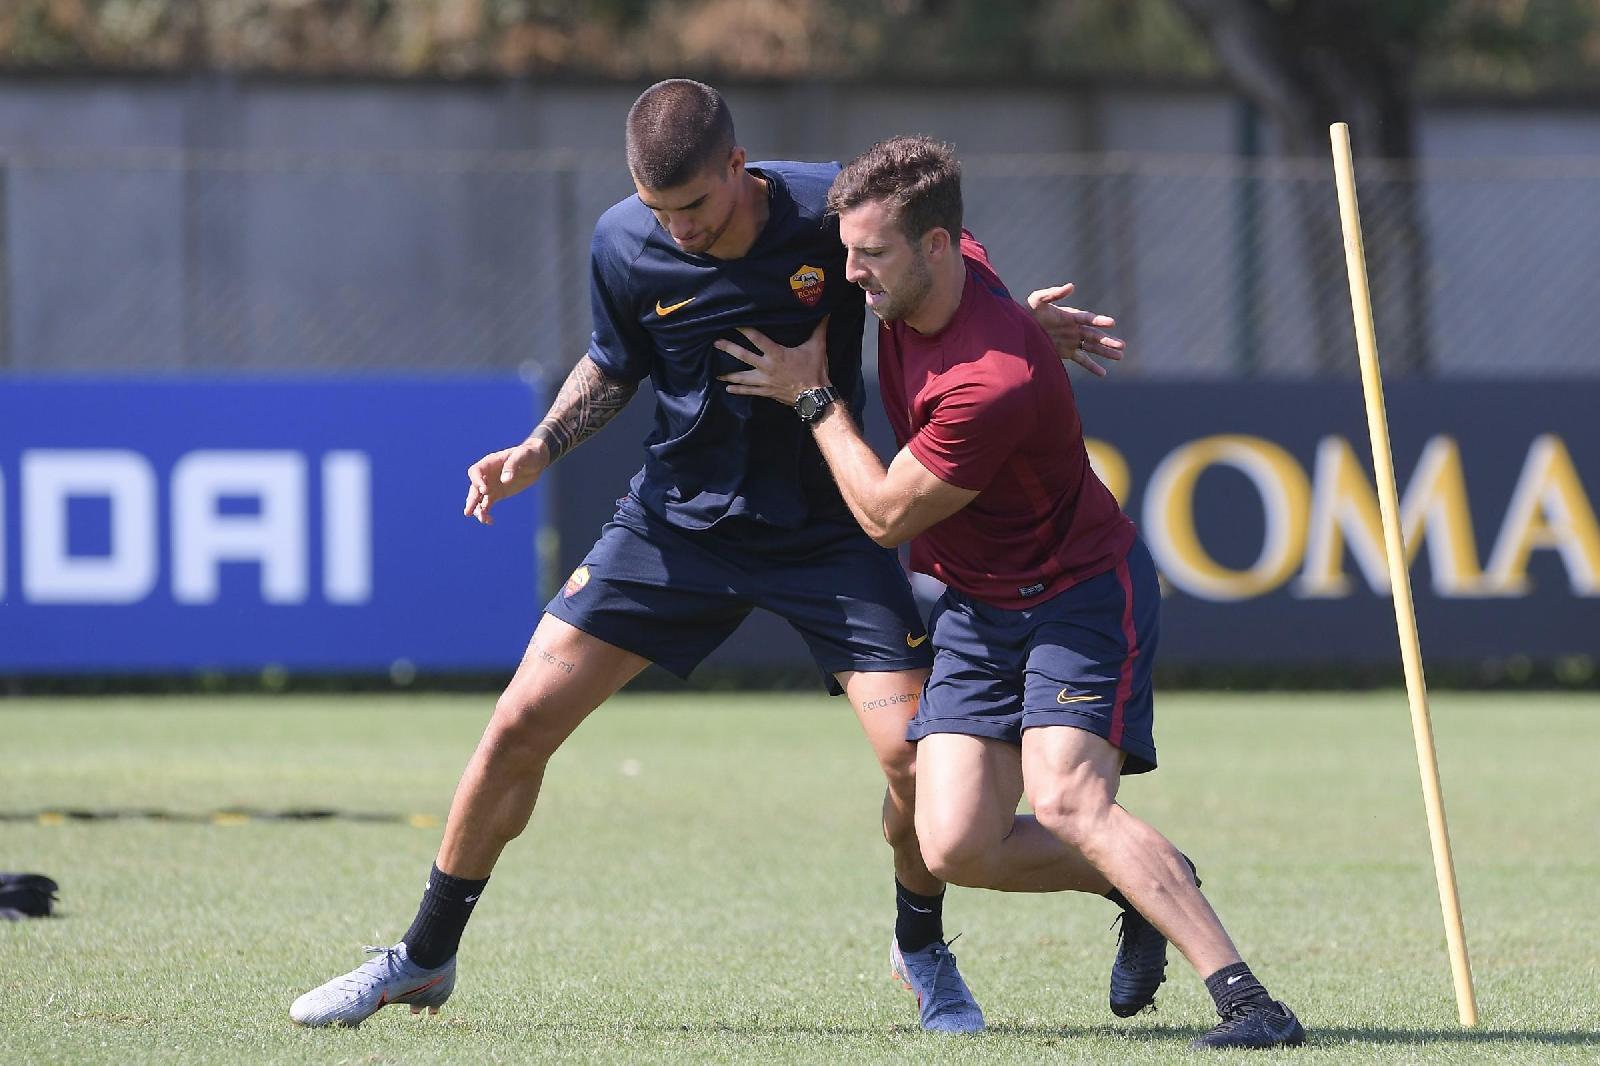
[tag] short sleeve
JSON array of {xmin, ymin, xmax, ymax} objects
[
  {"xmin": 586, "ymin": 226, "xmax": 653, "ymax": 383},
  {"xmin": 907, "ymin": 359, "xmax": 1036, "ymax": 492}
]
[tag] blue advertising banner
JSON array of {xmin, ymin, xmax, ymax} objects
[
  {"xmin": 4, "ymin": 378, "xmax": 1595, "ymax": 674},
  {"xmin": 0, "ymin": 378, "xmax": 541, "ymax": 673},
  {"xmin": 1072, "ymin": 381, "xmax": 1600, "ymax": 664}
]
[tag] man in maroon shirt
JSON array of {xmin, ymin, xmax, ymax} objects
[{"xmin": 718, "ymin": 136, "xmax": 1305, "ymax": 1051}]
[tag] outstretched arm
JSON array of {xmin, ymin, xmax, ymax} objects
[
  {"xmin": 1025, "ymin": 282, "xmax": 1125, "ymax": 377},
  {"xmin": 716, "ymin": 322, "xmax": 976, "ymax": 547},
  {"xmin": 464, "ymin": 354, "xmax": 639, "ymax": 525}
]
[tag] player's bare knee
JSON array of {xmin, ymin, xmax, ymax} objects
[
  {"xmin": 914, "ymin": 811, "xmax": 1001, "ymax": 886},
  {"xmin": 922, "ymin": 849, "xmax": 982, "ymax": 888},
  {"xmin": 1028, "ymin": 786, "xmax": 1112, "ymax": 851},
  {"xmin": 918, "ymin": 826, "xmax": 997, "ymax": 888},
  {"xmin": 484, "ymin": 691, "xmax": 566, "ymax": 764}
]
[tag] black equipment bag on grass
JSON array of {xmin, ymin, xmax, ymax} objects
[{"xmin": 0, "ymin": 873, "xmax": 59, "ymax": 919}]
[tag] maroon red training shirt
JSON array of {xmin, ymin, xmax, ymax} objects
[{"xmin": 875, "ymin": 234, "xmax": 1135, "ymax": 609}]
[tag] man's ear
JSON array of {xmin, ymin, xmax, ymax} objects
[
  {"xmin": 727, "ymin": 146, "xmax": 746, "ymax": 180},
  {"xmin": 925, "ymin": 226, "xmax": 953, "ymax": 259}
]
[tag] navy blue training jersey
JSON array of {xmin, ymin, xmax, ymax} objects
[{"xmin": 586, "ymin": 161, "xmax": 868, "ymax": 531}]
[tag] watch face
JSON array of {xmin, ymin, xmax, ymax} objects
[{"xmin": 797, "ymin": 387, "xmax": 835, "ymax": 422}]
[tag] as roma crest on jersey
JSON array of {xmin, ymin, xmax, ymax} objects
[
  {"xmin": 563, "ymin": 565, "xmax": 591, "ymax": 597},
  {"xmin": 789, "ymin": 264, "xmax": 825, "ymax": 307}
]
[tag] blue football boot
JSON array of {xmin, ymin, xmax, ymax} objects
[{"xmin": 890, "ymin": 937, "xmax": 986, "ymax": 1034}]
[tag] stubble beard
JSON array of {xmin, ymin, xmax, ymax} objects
[{"xmin": 867, "ymin": 254, "xmax": 934, "ymax": 323}]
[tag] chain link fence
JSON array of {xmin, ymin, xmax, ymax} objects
[{"xmin": 2, "ymin": 147, "xmax": 1596, "ymax": 379}]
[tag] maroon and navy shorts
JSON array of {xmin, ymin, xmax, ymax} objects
[{"xmin": 906, "ymin": 536, "xmax": 1159, "ymax": 774}]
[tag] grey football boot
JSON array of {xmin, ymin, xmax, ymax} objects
[
  {"xmin": 890, "ymin": 937, "xmax": 987, "ymax": 1033},
  {"xmin": 289, "ymin": 943, "xmax": 455, "ymax": 1027}
]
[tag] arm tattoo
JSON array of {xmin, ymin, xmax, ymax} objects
[{"xmin": 531, "ymin": 355, "xmax": 638, "ymax": 463}]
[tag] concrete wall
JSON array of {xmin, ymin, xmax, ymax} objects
[{"xmin": 1, "ymin": 77, "xmax": 1597, "ymax": 378}]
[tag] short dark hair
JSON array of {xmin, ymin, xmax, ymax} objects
[
  {"xmin": 625, "ymin": 79, "xmax": 736, "ymax": 190},
  {"xmin": 828, "ymin": 136, "xmax": 963, "ymax": 244}
]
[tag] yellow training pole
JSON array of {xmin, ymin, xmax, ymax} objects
[{"xmin": 1329, "ymin": 122, "xmax": 1478, "ymax": 1027}]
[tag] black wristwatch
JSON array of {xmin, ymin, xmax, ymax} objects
[{"xmin": 794, "ymin": 386, "xmax": 841, "ymax": 425}]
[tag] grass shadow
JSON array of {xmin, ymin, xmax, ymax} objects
[
  {"xmin": 983, "ymin": 1022, "xmax": 1600, "ymax": 1049},
  {"xmin": 1309, "ymin": 1026, "xmax": 1600, "ymax": 1048}
]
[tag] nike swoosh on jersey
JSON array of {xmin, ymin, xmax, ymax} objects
[
  {"xmin": 906, "ymin": 633, "xmax": 929, "ymax": 648},
  {"xmin": 1056, "ymin": 690, "xmax": 1098, "ymax": 704},
  {"xmin": 654, "ymin": 296, "xmax": 696, "ymax": 317}
]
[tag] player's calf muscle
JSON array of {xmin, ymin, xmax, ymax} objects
[{"xmin": 881, "ymin": 792, "xmax": 918, "ymax": 849}]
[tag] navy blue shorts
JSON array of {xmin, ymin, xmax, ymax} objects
[
  {"xmin": 545, "ymin": 497, "xmax": 933, "ymax": 693},
  {"xmin": 907, "ymin": 537, "xmax": 1160, "ymax": 774}
]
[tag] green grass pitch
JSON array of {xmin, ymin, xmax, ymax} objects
[{"xmin": 2, "ymin": 691, "xmax": 1597, "ymax": 1064}]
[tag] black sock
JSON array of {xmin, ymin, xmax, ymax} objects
[
  {"xmin": 894, "ymin": 879, "xmax": 945, "ymax": 953},
  {"xmin": 402, "ymin": 864, "xmax": 488, "ymax": 969},
  {"xmin": 1204, "ymin": 962, "xmax": 1272, "ymax": 1015}
]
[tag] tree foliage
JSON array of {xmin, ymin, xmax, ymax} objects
[{"xmin": 1, "ymin": 0, "xmax": 1596, "ymax": 93}]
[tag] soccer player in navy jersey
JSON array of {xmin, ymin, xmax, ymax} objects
[
  {"xmin": 290, "ymin": 82, "xmax": 1128, "ymax": 1032},
  {"xmin": 718, "ymin": 136, "xmax": 1306, "ymax": 1050}
]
